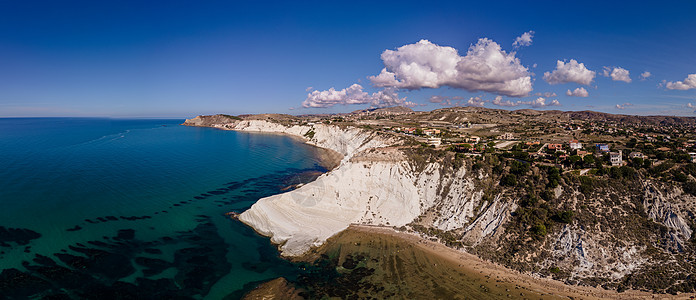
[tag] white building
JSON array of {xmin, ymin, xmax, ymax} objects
[
  {"xmin": 427, "ymin": 137, "xmax": 442, "ymax": 147},
  {"xmin": 629, "ymin": 152, "xmax": 644, "ymax": 159},
  {"xmin": 569, "ymin": 140, "xmax": 582, "ymax": 150},
  {"xmin": 610, "ymin": 150, "xmax": 623, "ymax": 166},
  {"xmin": 690, "ymin": 152, "xmax": 696, "ymax": 163}
]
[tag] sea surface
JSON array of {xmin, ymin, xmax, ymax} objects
[{"xmin": 0, "ymin": 118, "xmax": 327, "ymax": 299}]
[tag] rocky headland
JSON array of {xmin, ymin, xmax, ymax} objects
[{"xmin": 184, "ymin": 111, "xmax": 696, "ymax": 295}]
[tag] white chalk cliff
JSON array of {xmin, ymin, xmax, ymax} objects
[{"xmin": 183, "ymin": 118, "xmax": 509, "ymax": 256}]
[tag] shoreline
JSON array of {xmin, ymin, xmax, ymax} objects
[
  {"xmin": 186, "ymin": 119, "xmax": 693, "ymax": 298},
  {"xmin": 186, "ymin": 123, "xmax": 344, "ymax": 171},
  {"xmin": 344, "ymin": 224, "xmax": 694, "ymax": 300}
]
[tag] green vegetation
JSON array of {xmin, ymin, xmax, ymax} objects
[
  {"xmin": 220, "ymin": 114, "xmax": 242, "ymax": 120},
  {"xmin": 304, "ymin": 129, "xmax": 315, "ymax": 139}
]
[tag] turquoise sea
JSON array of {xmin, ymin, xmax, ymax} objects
[{"xmin": 0, "ymin": 118, "xmax": 327, "ymax": 299}]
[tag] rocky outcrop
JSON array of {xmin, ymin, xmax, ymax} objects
[{"xmin": 643, "ymin": 180, "xmax": 693, "ymax": 251}]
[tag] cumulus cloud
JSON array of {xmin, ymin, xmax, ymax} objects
[
  {"xmin": 369, "ymin": 39, "xmax": 532, "ymax": 97},
  {"xmin": 687, "ymin": 103, "xmax": 696, "ymax": 113},
  {"xmin": 566, "ymin": 87, "xmax": 589, "ymax": 97},
  {"xmin": 302, "ymin": 84, "xmax": 411, "ymax": 108},
  {"xmin": 488, "ymin": 96, "xmax": 560, "ymax": 108},
  {"xmin": 466, "ymin": 96, "xmax": 487, "ymax": 107},
  {"xmin": 492, "ymin": 96, "xmax": 521, "ymax": 107},
  {"xmin": 543, "ymin": 59, "xmax": 596, "ymax": 85},
  {"xmin": 428, "ymin": 95, "xmax": 448, "ymax": 103},
  {"xmin": 534, "ymin": 92, "xmax": 557, "ymax": 97},
  {"xmin": 602, "ymin": 66, "xmax": 631, "ymax": 83},
  {"xmin": 665, "ymin": 74, "xmax": 696, "ymax": 90},
  {"xmin": 513, "ymin": 31, "xmax": 534, "ymax": 48},
  {"xmin": 615, "ymin": 102, "xmax": 633, "ymax": 110},
  {"xmin": 529, "ymin": 97, "xmax": 560, "ymax": 108},
  {"xmin": 640, "ymin": 71, "xmax": 651, "ymax": 80}
]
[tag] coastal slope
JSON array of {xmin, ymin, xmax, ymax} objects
[{"xmin": 184, "ymin": 113, "xmax": 696, "ymax": 294}]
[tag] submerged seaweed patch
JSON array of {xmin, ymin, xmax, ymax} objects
[
  {"xmin": 0, "ymin": 226, "xmax": 41, "ymax": 247},
  {"xmin": 0, "ymin": 217, "xmax": 231, "ymax": 299}
]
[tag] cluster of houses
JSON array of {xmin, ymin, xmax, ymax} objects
[
  {"xmin": 389, "ymin": 124, "xmax": 696, "ymax": 166},
  {"xmin": 533, "ymin": 140, "xmax": 626, "ymax": 167}
]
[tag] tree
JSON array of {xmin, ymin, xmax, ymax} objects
[
  {"xmin": 583, "ymin": 155, "xmax": 595, "ymax": 166},
  {"xmin": 631, "ymin": 157, "xmax": 644, "ymax": 168},
  {"xmin": 531, "ymin": 224, "xmax": 547, "ymax": 237},
  {"xmin": 569, "ymin": 155, "xmax": 582, "ymax": 168},
  {"xmin": 510, "ymin": 161, "xmax": 530, "ymax": 175},
  {"xmin": 547, "ymin": 167, "xmax": 561, "ymax": 188},
  {"xmin": 501, "ymin": 174, "xmax": 517, "ymax": 186},
  {"xmin": 555, "ymin": 210, "xmax": 574, "ymax": 224}
]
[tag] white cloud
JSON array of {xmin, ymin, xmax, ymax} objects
[
  {"xmin": 369, "ymin": 39, "xmax": 532, "ymax": 97},
  {"xmin": 302, "ymin": 84, "xmax": 410, "ymax": 108},
  {"xmin": 305, "ymin": 86, "xmax": 313, "ymax": 92},
  {"xmin": 688, "ymin": 103, "xmax": 696, "ymax": 113},
  {"xmin": 640, "ymin": 71, "xmax": 651, "ymax": 80},
  {"xmin": 602, "ymin": 66, "xmax": 631, "ymax": 83},
  {"xmin": 403, "ymin": 101, "xmax": 417, "ymax": 108},
  {"xmin": 543, "ymin": 59, "xmax": 596, "ymax": 85},
  {"xmin": 534, "ymin": 92, "xmax": 557, "ymax": 97},
  {"xmin": 492, "ymin": 96, "xmax": 521, "ymax": 107},
  {"xmin": 513, "ymin": 31, "xmax": 534, "ymax": 48},
  {"xmin": 615, "ymin": 102, "xmax": 633, "ymax": 110},
  {"xmin": 665, "ymin": 74, "xmax": 696, "ymax": 90},
  {"xmin": 467, "ymin": 96, "xmax": 487, "ymax": 107},
  {"xmin": 488, "ymin": 96, "xmax": 560, "ymax": 108},
  {"xmin": 369, "ymin": 88, "xmax": 413, "ymax": 108},
  {"xmin": 529, "ymin": 97, "xmax": 560, "ymax": 108},
  {"xmin": 428, "ymin": 95, "xmax": 448, "ymax": 103},
  {"xmin": 566, "ymin": 87, "xmax": 589, "ymax": 97}
]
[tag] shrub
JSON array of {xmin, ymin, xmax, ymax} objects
[
  {"xmin": 304, "ymin": 129, "xmax": 315, "ymax": 139},
  {"xmin": 501, "ymin": 174, "xmax": 517, "ymax": 186},
  {"xmin": 531, "ymin": 224, "xmax": 547, "ymax": 236},
  {"xmin": 684, "ymin": 181, "xmax": 696, "ymax": 196},
  {"xmin": 555, "ymin": 210, "xmax": 575, "ymax": 224}
]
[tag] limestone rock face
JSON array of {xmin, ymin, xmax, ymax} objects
[
  {"xmin": 185, "ymin": 117, "xmax": 516, "ymax": 256},
  {"xmin": 643, "ymin": 180, "xmax": 693, "ymax": 250}
]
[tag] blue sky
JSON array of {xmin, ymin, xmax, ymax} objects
[{"xmin": 1, "ymin": 1, "xmax": 695, "ymax": 117}]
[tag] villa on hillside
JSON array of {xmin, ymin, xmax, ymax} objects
[
  {"xmin": 610, "ymin": 150, "xmax": 623, "ymax": 166},
  {"xmin": 423, "ymin": 129, "xmax": 441, "ymax": 136},
  {"xmin": 629, "ymin": 152, "xmax": 644, "ymax": 159},
  {"xmin": 569, "ymin": 140, "xmax": 582, "ymax": 150},
  {"xmin": 498, "ymin": 132, "xmax": 514, "ymax": 140},
  {"xmin": 427, "ymin": 137, "xmax": 442, "ymax": 147},
  {"xmin": 466, "ymin": 136, "xmax": 480, "ymax": 144}
]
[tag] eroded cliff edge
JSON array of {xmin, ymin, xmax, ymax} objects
[{"xmin": 184, "ymin": 114, "xmax": 696, "ymax": 294}]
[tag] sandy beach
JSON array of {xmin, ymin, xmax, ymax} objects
[{"xmin": 346, "ymin": 224, "xmax": 695, "ymax": 300}]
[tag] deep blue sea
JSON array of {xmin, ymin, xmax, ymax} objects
[{"xmin": 0, "ymin": 118, "xmax": 327, "ymax": 299}]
